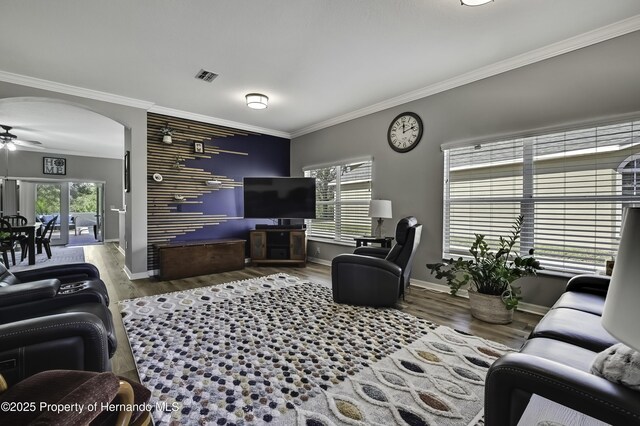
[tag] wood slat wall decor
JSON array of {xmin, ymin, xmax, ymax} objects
[{"xmin": 147, "ymin": 113, "xmax": 253, "ymax": 270}]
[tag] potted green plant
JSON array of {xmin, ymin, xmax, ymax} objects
[{"xmin": 427, "ymin": 215, "xmax": 542, "ymax": 324}]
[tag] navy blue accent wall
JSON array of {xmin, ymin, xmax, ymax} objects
[{"xmin": 175, "ymin": 133, "xmax": 290, "ymax": 242}]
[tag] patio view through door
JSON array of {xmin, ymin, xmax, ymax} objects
[{"xmin": 35, "ymin": 181, "xmax": 104, "ymax": 247}]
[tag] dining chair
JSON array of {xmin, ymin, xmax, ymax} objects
[
  {"xmin": 0, "ymin": 220, "xmax": 16, "ymax": 267},
  {"xmin": 4, "ymin": 215, "xmax": 29, "ymax": 262},
  {"xmin": 36, "ymin": 215, "xmax": 58, "ymax": 259}
]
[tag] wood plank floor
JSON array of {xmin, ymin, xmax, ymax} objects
[{"xmin": 84, "ymin": 243, "xmax": 542, "ymax": 383}]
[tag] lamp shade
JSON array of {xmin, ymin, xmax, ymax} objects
[
  {"xmin": 369, "ymin": 200, "xmax": 392, "ymax": 219},
  {"xmin": 602, "ymin": 207, "xmax": 640, "ymax": 352}
]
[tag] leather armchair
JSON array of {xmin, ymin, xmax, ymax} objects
[
  {"xmin": 0, "ymin": 262, "xmax": 109, "ymax": 306},
  {"xmin": 332, "ymin": 216, "xmax": 422, "ymax": 307},
  {"xmin": 0, "ymin": 312, "xmax": 111, "ymax": 386}
]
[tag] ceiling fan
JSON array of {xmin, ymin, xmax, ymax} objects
[{"xmin": 0, "ymin": 125, "xmax": 44, "ymax": 151}]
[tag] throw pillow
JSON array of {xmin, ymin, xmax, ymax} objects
[{"xmin": 591, "ymin": 343, "xmax": 640, "ymax": 391}]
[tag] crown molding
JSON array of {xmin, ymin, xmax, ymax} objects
[
  {"xmin": 0, "ymin": 70, "xmax": 154, "ymax": 109},
  {"xmin": 148, "ymin": 105, "xmax": 291, "ymax": 139},
  {"xmin": 290, "ymin": 14, "xmax": 640, "ymax": 139},
  {"xmin": 0, "ymin": 70, "xmax": 291, "ymax": 138}
]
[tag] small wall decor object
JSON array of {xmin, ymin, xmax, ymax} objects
[
  {"xmin": 174, "ymin": 194, "xmax": 185, "ymax": 201},
  {"xmin": 43, "ymin": 157, "xmax": 66, "ymax": 175},
  {"xmin": 194, "ymin": 141, "xmax": 204, "ymax": 154},
  {"xmin": 160, "ymin": 124, "xmax": 174, "ymax": 144},
  {"xmin": 152, "ymin": 173, "xmax": 163, "ymax": 182},
  {"xmin": 206, "ymin": 180, "xmax": 221, "ymax": 188},
  {"xmin": 124, "ymin": 151, "xmax": 131, "ymax": 192},
  {"xmin": 172, "ymin": 155, "xmax": 185, "ymax": 169}
]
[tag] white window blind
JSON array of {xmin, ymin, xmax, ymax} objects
[
  {"xmin": 443, "ymin": 120, "xmax": 640, "ymax": 274},
  {"xmin": 304, "ymin": 159, "xmax": 372, "ymax": 243}
]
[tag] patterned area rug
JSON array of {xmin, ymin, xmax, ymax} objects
[
  {"xmin": 10, "ymin": 246, "xmax": 85, "ymax": 272},
  {"xmin": 119, "ymin": 274, "xmax": 511, "ymax": 425}
]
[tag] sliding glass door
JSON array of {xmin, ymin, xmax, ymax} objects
[{"xmin": 35, "ymin": 182, "xmax": 69, "ymax": 246}]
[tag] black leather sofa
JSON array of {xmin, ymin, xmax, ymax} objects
[
  {"xmin": 0, "ymin": 263, "xmax": 117, "ymax": 385},
  {"xmin": 485, "ymin": 275, "xmax": 640, "ymax": 425},
  {"xmin": 1, "ymin": 262, "xmax": 109, "ymax": 305},
  {"xmin": 0, "ymin": 312, "xmax": 112, "ymax": 386}
]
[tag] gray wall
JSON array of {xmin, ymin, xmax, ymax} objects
[
  {"xmin": 291, "ymin": 31, "xmax": 640, "ymax": 307},
  {"xmin": 5, "ymin": 150, "xmax": 122, "ymax": 241},
  {"xmin": 0, "ymin": 81, "xmax": 148, "ymax": 275}
]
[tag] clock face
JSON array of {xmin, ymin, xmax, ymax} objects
[{"xmin": 387, "ymin": 112, "xmax": 423, "ymax": 153}]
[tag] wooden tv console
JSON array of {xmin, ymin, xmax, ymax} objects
[
  {"xmin": 157, "ymin": 239, "xmax": 245, "ymax": 280},
  {"xmin": 249, "ymin": 229, "xmax": 306, "ymax": 266}
]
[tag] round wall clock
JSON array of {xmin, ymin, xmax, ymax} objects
[{"xmin": 387, "ymin": 112, "xmax": 423, "ymax": 153}]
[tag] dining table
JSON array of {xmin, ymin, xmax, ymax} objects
[{"xmin": 14, "ymin": 223, "xmax": 42, "ymax": 265}]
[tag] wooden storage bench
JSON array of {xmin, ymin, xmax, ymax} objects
[{"xmin": 157, "ymin": 239, "xmax": 245, "ymax": 280}]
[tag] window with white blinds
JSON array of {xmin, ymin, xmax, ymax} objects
[
  {"xmin": 443, "ymin": 120, "xmax": 640, "ymax": 274},
  {"xmin": 303, "ymin": 159, "xmax": 372, "ymax": 243}
]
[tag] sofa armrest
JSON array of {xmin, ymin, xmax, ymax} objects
[
  {"xmin": 0, "ymin": 313, "xmax": 111, "ymax": 385},
  {"xmin": 566, "ymin": 274, "xmax": 610, "ymax": 295},
  {"xmin": 14, "ymin": 263, "xmax": 101, "ymax": 284},
  {"xmin": 0, "ymin": 279, "xmax": 60, "ymax": 307},
  {"xmin": 485, "ymin": 352, "xmax": 640, "ymax": 426}
]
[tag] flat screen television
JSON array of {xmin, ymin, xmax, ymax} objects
[{"xmin": 243, "ymin": 177, "xmax": 316, "ymax": 219}]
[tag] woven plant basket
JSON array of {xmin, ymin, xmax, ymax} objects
[{"xmin": 468, "ymin": 290, "xmax": 514, "ymax": 324}]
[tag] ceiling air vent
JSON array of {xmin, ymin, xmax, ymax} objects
[{"xmin": 195, "ymin": 69, "xmax": 218, "ymax": 82}]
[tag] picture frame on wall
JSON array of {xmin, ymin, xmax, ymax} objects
[
  {"xmin": 124, "ymin": 151, "xmax": 131, "ymax": 193},
  {"xmin": 194, "ymin": 141, "xmax": 204, "ymax": 154},
  {"xmin": 43, "ymin": 157, "xmax": 66, "ymax": 175}
]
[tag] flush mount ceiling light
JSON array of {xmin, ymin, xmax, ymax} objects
[
  {"xmin": 245, "ymin": 93, "xmax": 269, "ymax": 110},
  {"xmin": 461, "ymin": 0, "xmax": 493, "ymax": 6}
]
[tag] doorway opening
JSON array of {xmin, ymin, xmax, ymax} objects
[{"xmin": 33, "ymin": 180, "xmax": 104, "ymax": 246}]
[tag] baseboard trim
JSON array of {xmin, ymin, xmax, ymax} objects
[
  {"xmin": 123, "ymin": 266, "xmax": 151, "ymax": 281},
  {"xmin": 308, "ymin": 257, "xmax": 331, "ymax": 266},
  {"xmin": 410, "ymin": 278, "xmax": 550, "ymax": 316}
]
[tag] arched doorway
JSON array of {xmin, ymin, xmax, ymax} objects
[{"xmin": 0, "ymin": 97, "xmax": 125, "ymax": 247}]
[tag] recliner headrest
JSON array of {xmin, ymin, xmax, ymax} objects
[{"xmin": 395, "ymin": 216, "xmax": 418, "ymax": 245}]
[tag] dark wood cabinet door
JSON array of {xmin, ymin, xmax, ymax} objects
[
  {"xmin": 289, "ymin": 230, "xmax": 306, "ymax": 260},
  {"xmin": 250, "ymin": 231, "xmax": 267, "ymax": 259}
]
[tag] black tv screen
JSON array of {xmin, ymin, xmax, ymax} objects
[{"xmin": 243, "ymin": 177, "xmax": 316, "ymax": 219}]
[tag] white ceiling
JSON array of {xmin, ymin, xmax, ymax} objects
[
  {"xmin": 0, "ymin": 98, "xmax": 124, "ymax": 159},
  {"xmin": 0, "ymin": 0, "xmax": 640, "ymax": 157}
]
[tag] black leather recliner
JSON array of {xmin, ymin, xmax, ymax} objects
[
  {"xmin": 0, "ymin": 312, "xmax": 112, "ymax": 386},
  {"xmin": 0, "ymin": 263, "xmax": 117, "ymax": 358},
  {"xmin": 0, "ymin": 262, "xmax": 109, "ymax": 306},
  {"xmin": 332, "ymin": 216, "xmax": 422, "ymax": 307}
]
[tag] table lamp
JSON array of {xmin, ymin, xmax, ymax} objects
[
  {"xmin": 369, "ymin": 200, "xmax": 392, "ymax": 238},
  {"xmin": 601, "ymin": 207, "xmax": 640, "ymax": 352}
]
